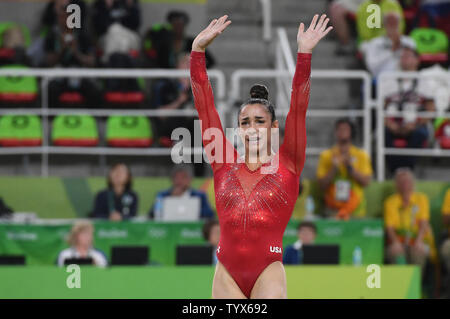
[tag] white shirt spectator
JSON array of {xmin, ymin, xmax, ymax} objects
[
  {"xmin": 361, "ymin": 35, "xmax": 417, "ymax": 78},
  {"xmin": 57, "ymin": 247, "xmax": 108, "ymax": 267},
  {"xmin": 418, "ymin": 64, "xmax": 450, "ymax": 113}
]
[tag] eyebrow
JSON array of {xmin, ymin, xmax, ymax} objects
[{"xmin": 240, "ymin": 116, "xmax": 265, "ymax": 121}]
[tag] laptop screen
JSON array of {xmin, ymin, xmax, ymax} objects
[
  {"xmin": 63, "ymin": 257, "xmax": 94, "ymax": 266},
  {"xmin": 176, "ymin": 245, "xmax": 214, "ymax": 265},
  {"xmin": 111, "ymin": 246, "xmax": 149, "ymax": 265},
  {"xmin": 161, "ymin": 197, "xmax": 200, "ymax": 221}
]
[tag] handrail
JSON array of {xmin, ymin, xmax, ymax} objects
[
  {"xmin": 276, "ymin": 27, "xmax": 295, "ymax": 73},
  {"xmin": 0, "ymin": 67, "xmax": 226, "ymax": 176},
  {"xmin": 0, "ymin": 68, "xmax": 226, "ymax": 100},
  {"xmin": 376, "ymin": 70, "xmax": 450, "ymax": 181},
  {"xmin": 0, "ymin": 108, "xmax": 200, "ymax": 117},
  {"xmin": 260, "ymin": 0, "xmax": 272, "ymax": 41}
]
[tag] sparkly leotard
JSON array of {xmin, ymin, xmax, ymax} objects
[{"xmin": 190, "ymin": 50, "xmax": 311, "ymax": 298}]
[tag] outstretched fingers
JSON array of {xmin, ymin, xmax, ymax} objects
[
  {"xmin": 323, "ymin": 25, "xmax": 333, "ymax": 37},
  {"xmin": 217, "ymin": 20, "xmax": 232, "ymax": 34},
  {"xmin": 308, "ymin": 14, "xmax": 319, "ymax": 31},
  {"xmin": 316, "ymin": 14, "xmax": 327, "ymax": 31},
  {"xmin": 216, "ymin": 15, "xmax": 231, "ymax": 31},
  {"xmin": 320, "ymin": 17, "xmax": 330, "ymax": 32},
  {"xmin": 207, "ymin": 18, "xmax": 218, "ymax": 29}
]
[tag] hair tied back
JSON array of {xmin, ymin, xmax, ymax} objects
[{"xmin": 250, "ymin": 84, "xmax": 269, "ymax": 100}]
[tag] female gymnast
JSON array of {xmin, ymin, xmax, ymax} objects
[{"xmin": 190, "ymin": 14, "xmax": 332, "ymax": 299}]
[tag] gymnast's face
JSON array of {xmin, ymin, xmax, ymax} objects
[{"xmin": 238, "ymin": 104, "xmax": 278, "ymax": 156}]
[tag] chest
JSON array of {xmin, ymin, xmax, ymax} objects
[{"xmin": 214, "ymin": 163, "xmax": 298, "ymax": 217}]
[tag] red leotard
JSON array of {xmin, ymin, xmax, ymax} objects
[{"xmin": 190, "ymin": 50, "xmax": 311, "ymax": 298}]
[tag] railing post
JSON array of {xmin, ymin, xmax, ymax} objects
[
  {"xmin": 377, "ymin": 74, "xmax": 385, "ymax": 182},
  {"xmin": 41, "ymin": 77, "xmax": 50, "ymax": 177},
  {"xmin": 260, "ymin": 0, "xmax": 272, "ymax": 42}
]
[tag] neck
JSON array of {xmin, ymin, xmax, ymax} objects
[
  {"xmin": 401, "ymin": 191, "xmax": 412, "ymax": 205},
  {"xmin": 77, "ymin": 245, "xmax": 89, "ymax": 256},
  {"xmin": 113, "ymin": 185, "xmax": 125, "ymax": 195},
  {"xmin": 337, "ymin": 141, "xmax": 351, "ymax": 151}
]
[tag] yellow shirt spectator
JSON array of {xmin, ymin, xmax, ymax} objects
[
  {"xmin": 442, "ymin": 189, "xmax": 450, "ymax": 216},
  {"xmin": 384, "ymin": 192, "xmax": 430, "ymax": 243},
  {"xmin": 316, "ymin": 145, "xmax": 372, "ymax": 217}
]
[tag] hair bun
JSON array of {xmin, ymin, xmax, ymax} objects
[{"xmin": 250, "ymin": 84, "xmax": 269, "ymax": 100}]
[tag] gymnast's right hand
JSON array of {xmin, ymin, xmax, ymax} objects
[{"xmin": 192, "ymin": 15, "xmax": 232, "ymax": 52}]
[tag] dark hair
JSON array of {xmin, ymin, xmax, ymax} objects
[
  {"xmin": 297, "ymin": 221, "xmax": 317, "ymax": 234},
  {"xmin": 166, "ymin": 10, "xmax": 190, "ymax": 25},
  {"xmin": 202, "ymin": 219, "xmax": 219, "ymax": 241},
  {"xmin": 335, "ymin": 118, "xmax": 355, "ymax": 139},
  {"xmin": 107, "ymin": 163, "xmax": 132, "ymax": 191},
  {"xmin": 238, "ymin": 84, "xmax": 276, "ymax": 125}
]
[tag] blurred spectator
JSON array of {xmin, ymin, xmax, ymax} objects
[
  {"xmin": 383, "ymin": 47, "xmax": 436, "ymax": 172},
  {"xmin": 44, "ymin": 1, "xmax": 94, "ymax": 68},
  {"xmin": 0, "ymin": 24, "xmax": 29, "ymax": 66},
  {"xmin": 440, "ymin": 189, "xmax": 450, "ymax": 282},
  {"xmin": 148, "ymin": 164, "xmax": 214, "ymax": 219},
  {"xmin": 417, "ymin": 0, "xmax": 450, "ymax": 36},
  {"xmin": 57, "ymin": 220, "xmax": 108, "ymax": 267},
  {"xmin": 360, "ymin": 11, "xmax": 416, "ymax": 79},
  {"xmin": 44, "ymin": 1, "xmax": 100, "ymax": 107},
  {"xmin": 283, "ymin": 222, "xmax": 317, "ymax": 265},
  {"xmin": 356, "ymin": 0, "xmax": 405, "ymax": 42},
  {"xmin": 92, "ymin": 163, "xmax": 138, "ymax": 221},
  {"xmin": 0, "ymin": 198, "xmax": 13, "ymax": 219},
  {"xmin": 92, "ymin": 1, "xmax": 142, "ymax": 97},
  {"xmin": 316, "ymin": 119, "xmax": 373, "ymax": 220},
  {"xmin": 384, "ymin": 168, "xmax": 435, "ymax": 272},
  {"xmin": 328, "ymin": 0, "xmax": 365, "ymax": 55},
  {"xmin": 144, "ymin": 10, "xmax": 215, "ymax": 68},
  {"xmin": 92, "ymin": 0, "xmax": 141, "ymax": 38},
  {"xmin": 150, "ymin": 52, "xmax": 194, "ymax": 147},
  {"xmin": 202, "ymin": 219, "xmax": 220, "ymax": 264}
]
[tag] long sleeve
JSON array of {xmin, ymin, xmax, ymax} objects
[
  {"xmin": 92, "ymin": 192, "xmax": 109, "ymax": 219},
  {"xmin": 279, "ymin": 53, "xmax": 311, "ymax": 176},
  {"xmin": 190, "ymin": 51, "xmax": 238, "ymax": 172}
]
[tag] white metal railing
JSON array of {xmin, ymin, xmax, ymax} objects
[
  {"xmin": 230, "ymin": 68, "xmax": 373, "ymax": 156},
  {"xmin": 376, "ymin": 71, "xmax": 450, "ymax": 181},
  {"xmin": 259, "ymin": 0, "xmax": 272, "ymax": 41},
  {"xmin": 0, "ymin": 68, "xmax": 226, "ymax": 176}
]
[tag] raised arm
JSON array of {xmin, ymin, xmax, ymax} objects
[
  {"xmin": 280, "ymin": 14, "xmax": 332, "ymax": 176},
  {"xmin": 190, "ymin": 16, "xmax": 237, "ymax": 172}
]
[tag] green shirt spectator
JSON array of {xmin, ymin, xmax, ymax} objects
[{"xmin": 356, "ymin": 0, "xmax": 405, "ymax": 43}]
